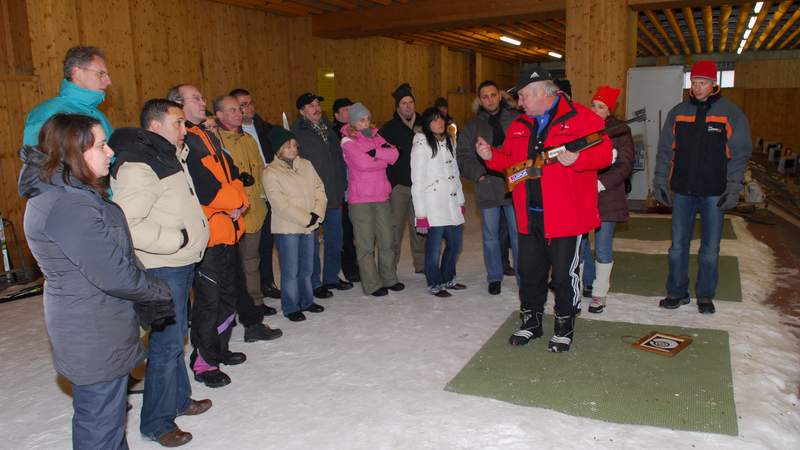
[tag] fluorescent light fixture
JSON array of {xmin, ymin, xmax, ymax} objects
[
  {"xmin": 737, "ymin": 46, "xmax": 744, "ymax": 55},
  {"xmin": 548, "ymin": 51, "xmax": 563, "ymax": 59},
  {"xmin": 754, "ymin": 2, "xmax": 763, "ymax": 13},
  {"xmin": 748, "ymin": 16, "xmax": 757, "ymax": 28},
  {"xmin": 743, "ymin": 29, "xmax": 752, "ymax": 39},
  {"xmin": 500, "ymin": 36, "xmax": 521, "ymax": 46},
  {"xmin": 739, "ymin": 39, "xmax": 747, "ymax": 49},
  {"xmin": 324, "ymin": 72, "xmax": 335, "ymax": 78}
]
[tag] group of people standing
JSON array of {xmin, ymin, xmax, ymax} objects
[{"xmin": 17, "ymin": 43, "xmax": 751, "ymax": 449}]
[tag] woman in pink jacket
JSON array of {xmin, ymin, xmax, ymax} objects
[{"xmin": 341, "ymin": 103, "xmax": 404, "ymax": 297}]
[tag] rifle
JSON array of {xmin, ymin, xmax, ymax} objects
[{"xmin": 503, "ymin": 108, "xmax": 646, "ymax": 192}]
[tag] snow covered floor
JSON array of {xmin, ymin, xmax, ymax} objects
[{"xmin": 1, "ymin": 206, "xmax": 798, "ymax": 450}]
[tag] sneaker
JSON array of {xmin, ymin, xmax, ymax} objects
[
  {"xmin": 488, "ymin": 281, "xmax": 501, "ymax": 295},
  {"xmin": 194, "ymin": 369, "xmax": 231, "ymax": 388},
  {"xmin": 386, "ymin": 282, "xmax": 405, "ymax": 291},
  {"xmin": 306, "ymin": 303, "xmax": 325, "ymax": 313},
  {"xmin": 313, "ymin": 287, "xmax": 333, "ymax": 299},
  {"xmin": 262, "ymin": 283, "xmax": 281, "ymax": 299},
  {"xmin": 445, "ymin": 281, "xmax": 467, "ymax": 290},
  {"xmin": 244, "ymin": 323, "xmax": 283, "ymax": 342},
  {"xmin": 259, "ymin": 304, "xmax": 277, "ymax": 316},
  {"xmin": 287, "ymin": 311, "xmax": 306, "ymax": 322},
  {"xmin": 697, "ymin": 298, "xmax": 716, "ymax": 314},
  {"xmin": 588, "ymin": 297, "xmax": 605, "ymax": 314},
  {"xmin": 509, "ymin": 310, "xmax": 543, "ymax": 346},
  {"xmin": 371, "ymin": 287, "xmax": 389, "ymax": 297},
  {"xmin": 220, "ymin": 351, "xmax": 246, "ymax": 365},
  {"xmin": 323, "ymin": 278, "xmax": 353, "ymax": 291},
  {"xmin": 658, "ymin": 295, "xmax": 690, "ymax": 309},
  {"xmin": 547, "ymin": 314, "xmax": 575, "ymax": 352},
  {"xmin": 582, "ymin": 285, "xmax": 593, "ymax": 298}
]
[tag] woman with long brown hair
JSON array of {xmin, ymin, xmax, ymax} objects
[{"xmin": 20, "ymin": 114, "xmax": 174, "ymax": 449}]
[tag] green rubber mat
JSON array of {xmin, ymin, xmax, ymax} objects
[
  {"xmin": 446, "ymin": 314, "xmax": 737, "ymax": 435},
  {"xmin": 614, "ymin": 217, "xmax": 736, "ymax": 241},
  {"xmin": 609, "ymin": 252, "xmax": 742, "ymax": 302}
]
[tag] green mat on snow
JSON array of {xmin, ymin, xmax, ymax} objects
[
  {"xmin": 614, "ymin": 217, "xmax": 736, "ymax": 241},
  {"xmin": 609, "ymin": 252, "xmax": 742, "ymax": 302},
  {"xmin": 445, "ymin": 313, "xmax": 738, "ymax": 435}
]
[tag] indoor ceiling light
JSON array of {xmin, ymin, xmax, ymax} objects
[
  {"xmin": 548, "ymin": 51, "xmax": 563, "ymax": 59},
  {"xmin": 754, "ymin": 2, "xmax": 764, "ymax": 14},
  {"xmin": 748, "ymin": 16, "xmax": 757, "ymax": 28},
  {"xmin": 324, "ymin": 72, "xmax": 335, "ymax": 78},
  {"xmin": 743, "ymin": 29, "xmax": 752, "ymax": 39},
  {"xmin": 737, "ymin": 46, "xmax": 744, "ymax": 55},
  {"xmin": 500, "ymin": 36, "xmax": 521, "ymax": 46}
]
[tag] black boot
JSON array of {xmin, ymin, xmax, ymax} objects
[
  {"xmin": 508, "ymin": 310, "xmax": 543, "ymax": 346},
  {"xmin": 658, "ymin": 295, "xmax": 690, "ymax": 309},
  {"xmin": 547, "ymin": 314, "xmax": 576, "ymax": 353}
]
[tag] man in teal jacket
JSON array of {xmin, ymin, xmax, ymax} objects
[{"xmin": 23, "ymin": 46, "xmax": 112, "ymax": 146}]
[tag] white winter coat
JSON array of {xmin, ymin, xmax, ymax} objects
[{"xmin": 410, "ymin": 133, "xmax": 465, "ymax": 227}]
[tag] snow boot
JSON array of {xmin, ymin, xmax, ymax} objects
[
  {"xmin": 547, "ymin": 314, "xmax": 576, "ymax": 353},
  {"xmin": 508, "ymin": 309, "xmax": 543, "ymax": 346}
]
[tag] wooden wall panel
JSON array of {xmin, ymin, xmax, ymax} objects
[
  {"xmin": 26, "ymin": 0, "xmax": 80, "ymax": 98},
  {"xmin": 734, "ymin": 59, "xmax": 800, "ymax": 89},
  {"xmin": 477, "ymin": 54, "xmax": 518, "ymax": 93}
]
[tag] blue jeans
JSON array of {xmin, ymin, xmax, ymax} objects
[
  {"xmin": 581, "ymin": 221, "xmax": 617, "ymax": 287},
  {"xmin": 313, "ymin": 207, "xmax": 344, "ymax": 288},
  {"xmin": 667, "ymin": 193, "xmax": 724, "ymax": 299},
  {"xmin": 275, "ymin": 233, "xmax": 315, "ymax": 315},
  {"xmin": 141, "ymin": 265, "xmax": 194, "ymax": 439},
  {"xmin": 425, "ymin": 225, "xmax": 464, "ymax": 288},
  {"xmin": 480, "ymin": 205, "xmax": 519, "ymax": 282},
  {"xmin": 72, "ymin": 375, "xmax": 129, "ymax": 450}
]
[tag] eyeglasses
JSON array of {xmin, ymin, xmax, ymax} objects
[
  {"xmin": 184, "ymin": 95, "xmax": 205, "ymax": 103},
  {"xmin": 79, "ymin": 66, "xmax": 110, "ymax": 80}
]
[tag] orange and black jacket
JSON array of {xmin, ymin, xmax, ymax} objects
[
  {"xmin": 184, "ymin": 121, "xmax": 249, "ymax": 247},
  {"xmin": 655, "ymin": 92, "xmax": 752, "ymax": 197}
]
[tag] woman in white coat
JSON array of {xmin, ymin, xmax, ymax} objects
[{"xmin": 411, "ymin": 107, "xmax": 466, "ymax": 297}]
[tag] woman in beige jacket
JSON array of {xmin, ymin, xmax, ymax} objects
[{"xmin": 263, "ymin": 127, "xmax": 328, "ymax": 322}]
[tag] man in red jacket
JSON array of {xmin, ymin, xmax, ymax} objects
[{"xmin": 476, "ymin": 69, "xmax": 612, "ymax": 352}]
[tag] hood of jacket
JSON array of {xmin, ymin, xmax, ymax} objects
[
  {"xmin": 18, "ymin": 145, "xmax": 94, "ymax": 200},
  {"xmin": 108, "ymin": 128, "xmax": 182, "ymax": 179}
]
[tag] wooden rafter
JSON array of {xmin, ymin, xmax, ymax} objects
[
  {"xmin": 292, "ymin": 0, "xmax": 339, "ymax": 13},
  {"xmin": 770, "ymin": 7, "xmax": 800, "ymax": 49},
  {"xmin": 644, "ymin": 10, "xmax": 680, "ymax": 54},
  {"xmin": 398, "ymin": 32, "xmax": 514, "ymax": 60},
  {"xmin": 637, "ymin": 33, "xmax": 660, "ymax": 56},
  {"xmin": 637, "ymin": 18, "xmax": 669, "ymax": 55},
  {"xmin": 743, "ymin": 1, "xmax": 773, "ymax": 50},
  {"xmin": 367, "ymin": 0, "xmax": 392, "ymax": 6},
  {"xmin": 682, "ymin": 7, "xmax": 703, "ymax": 53},
  {"xmin": 755, "ymin": 0, "xmax": 793, "ymax": 49},
  {"xmin": 419, "ymin": 31, "xmax": 526, "ymax": 60},
  {"xmin": 702, "ymin": 6, "xmax": 714, "ymax": 53},
  {"xmin": 501, "ymin": 23, "xmax": 564, "ymax": 51},
  {"xmin": 453, "ymin": 29, "xmax": 550, "ymax": 57},
  {"xmin": 318, "ymin": 0, "xmax": 358, "ymax": 9},
  {"xmin": 719, "ymin": 5, "xmax": 733, "ymax": 52},
  {"xmin": 664, "ymin": 8, "xmax": 691, "ymax": 54},
  {"xmin": 787, "ymin": 26, "xmax": 800, "ymax": 48},
  {"xmin": 731, "ymin": 2, "xmax": 753, "ymax": 50}
]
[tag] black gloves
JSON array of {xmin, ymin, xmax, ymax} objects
[
  {"xmin": 134, "ymin": 300, "xmax": 176, "ymax": 332},
  {"xmin": 179, "ymin": 228, "xmax": 189, "ymax": 249},
  {"xmin": 240, "ymin": 171, "xmax": 255, "ymax": 187},
  {"xmin": 307, "ymin": 212, "xmax": 320, "ymax": 228},
  {"xmin": 653, "ymin": 177, "xmax": 671, "ymax": 206},
  {"xmin": 366, "ymin": 149, "xmax": 377, "ymax": 158}
]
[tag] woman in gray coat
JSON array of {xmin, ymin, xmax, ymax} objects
[{"xmin": 20, "ymin": 114, "xmax": 173, "ymax": 450}]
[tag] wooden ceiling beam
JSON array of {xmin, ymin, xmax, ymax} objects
[
  {"xmin": 312, "ymin": 0, "xmax": 565, "ymax": 38},
  {"xmin": 318, "ymin": 0, "xmax": 358, "ymax": 10},
  {"xmin": 418, "ymin": 31, "xmax": 529, "ymax": 60},
  {"xmin": 702, "ymin": 6, "xmax": 714, "ymax": 53},
  {"xmin": 785, "ymin": 26, "xmax": 800, "ymax": 49},
  {"xmin": 518, "ymin": 21, "xmax": 563, "ymax": 42},
  {"xmin": 292, "ymin": 0, "xmax": 340, "ymax": 13},
  {"xmin": 719, "ymin": 5, "xmax": 733, "ymax": 52},
  {"xmin": 731, "ymin": 2, "xmax": 753, "ymax": 50},
  {"xmin": 637, "ymin": 34, "xmax": 660, "ymax": 57},
  {"xmin": 755, "ymin": 0, "xmax": 792, "ymax": 49},
  {"xmin": 770, "ymin": 7, "xmax": 800, "ymax": 49},
  {"xmin": 743, "ymin": 1, "xmax": 772, "ymax": 50},
  {"xmin": 637, "ymin": 18, "xmax": 670, "ymax": 55},
  {"xmin": 664, "ymin": 8, "xmax": 691, "ymax": 54},
  {"xmin": 366, "ymin": 0, "xmax": 392, "ymax": 5},
  {"xmin": 629, "ymin": 0, "xmax": 755, "ymax": 10},
  {"xmin": 208, "ymin": 0, "xmax": 314, "ymax": 16},
  {"xmin": 644, "ymin": 10, "xmax": 680, "ymax": 54},
  {"xmin": 443, "ymin": 29, "xmax": 548, "ymax": 58},
  {"xmin": 682, "ymin": 7, "xmax": 703, "ymax": 53},
  {"xmin": 471, "ymin": 29, "xmax": 552, "ymax": 56},
  {"xmin": 492, "ymin": 24, "xmax": 564, "ymax": 52}
]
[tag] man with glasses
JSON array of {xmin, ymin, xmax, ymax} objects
[{"xmin": 23, "ymin": 46, "xmax": 113, "ymax": 145}]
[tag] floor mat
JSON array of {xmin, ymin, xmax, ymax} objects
[
  {"xmin": 609, "ymin": 251, "xmax": 742, "ymax": 302},
  {"xmin": 614, "ymin": 217, "xmax": 737, "ymax": 241},
  {"xmin": 445, "ymin": 314, "xmax": 737, "ymax": 435}
]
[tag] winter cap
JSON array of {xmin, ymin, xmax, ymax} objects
[
  {"xmin": 268, "ymin": 126, "xmax": 296, "ymax": 155},
  {"xmin": 332, "ymin": 97, "xmax": 354, "ymax": 113},
  {"xmin": 434, "ymin": 97, "xmax": 448, "ymax": 108},
  {"xmin": 508, "ymin": 68, "xmax": 554, "ymax": 94},
  {"xmin": 296, "ymin": 92, "xmax": 324, "ymax": 110},
  {"xmin": 591, "ymin": 85, "xmax": 622, "ymax": 113},
  {"xmin": 348, "ymin": 102, "xmax": 371, "ymax": 126},
  {"xmin": 690, "ymin": 60, "xmax": 718, "ymax": 82},
  {"xmin": 392, "ymin": 83, "xmax": 414, "ymax": 106}
]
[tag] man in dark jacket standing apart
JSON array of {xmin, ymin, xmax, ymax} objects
[
  {"xmin": 292, "ymin": 93, "xmax": 352, "ymax": 298},
  {"xmin": 457, "ymin": 80, "xmax": 520, "ymax": 295},
  {"xmin": 654, "ymin": 60, "xmax": 752, "ymax": 314},
  {"xmin": 109, "ymin": 99, "xmax": 212, "ymax": 447},
  {"xmin": 379, "ymin": 83, "xmax": 426, "ymax": 274},
  {"xmin": 332, "ymin": 97, "xmax": 361, "ymax": 283}
]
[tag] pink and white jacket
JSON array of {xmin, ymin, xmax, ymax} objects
[{"xmin": 341, "ymin": 125, "xmax": 399, "ymax": 204}]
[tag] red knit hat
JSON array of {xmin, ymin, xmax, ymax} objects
[
  {"xmin": 591, "ymin": 85, "xmax": 621, "ymax": 113},
  {"xmin": 690, "ymin": 60, "xmax": 718, "ymax": 81}
]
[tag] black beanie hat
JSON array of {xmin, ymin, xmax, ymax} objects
[
  {"xmin": 268, "ymin": 127, "xmax": 296, "ymax": 156},
  {"xmin": 392, "ymin": 83, "xmax": 414, "ymax": 106}
]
